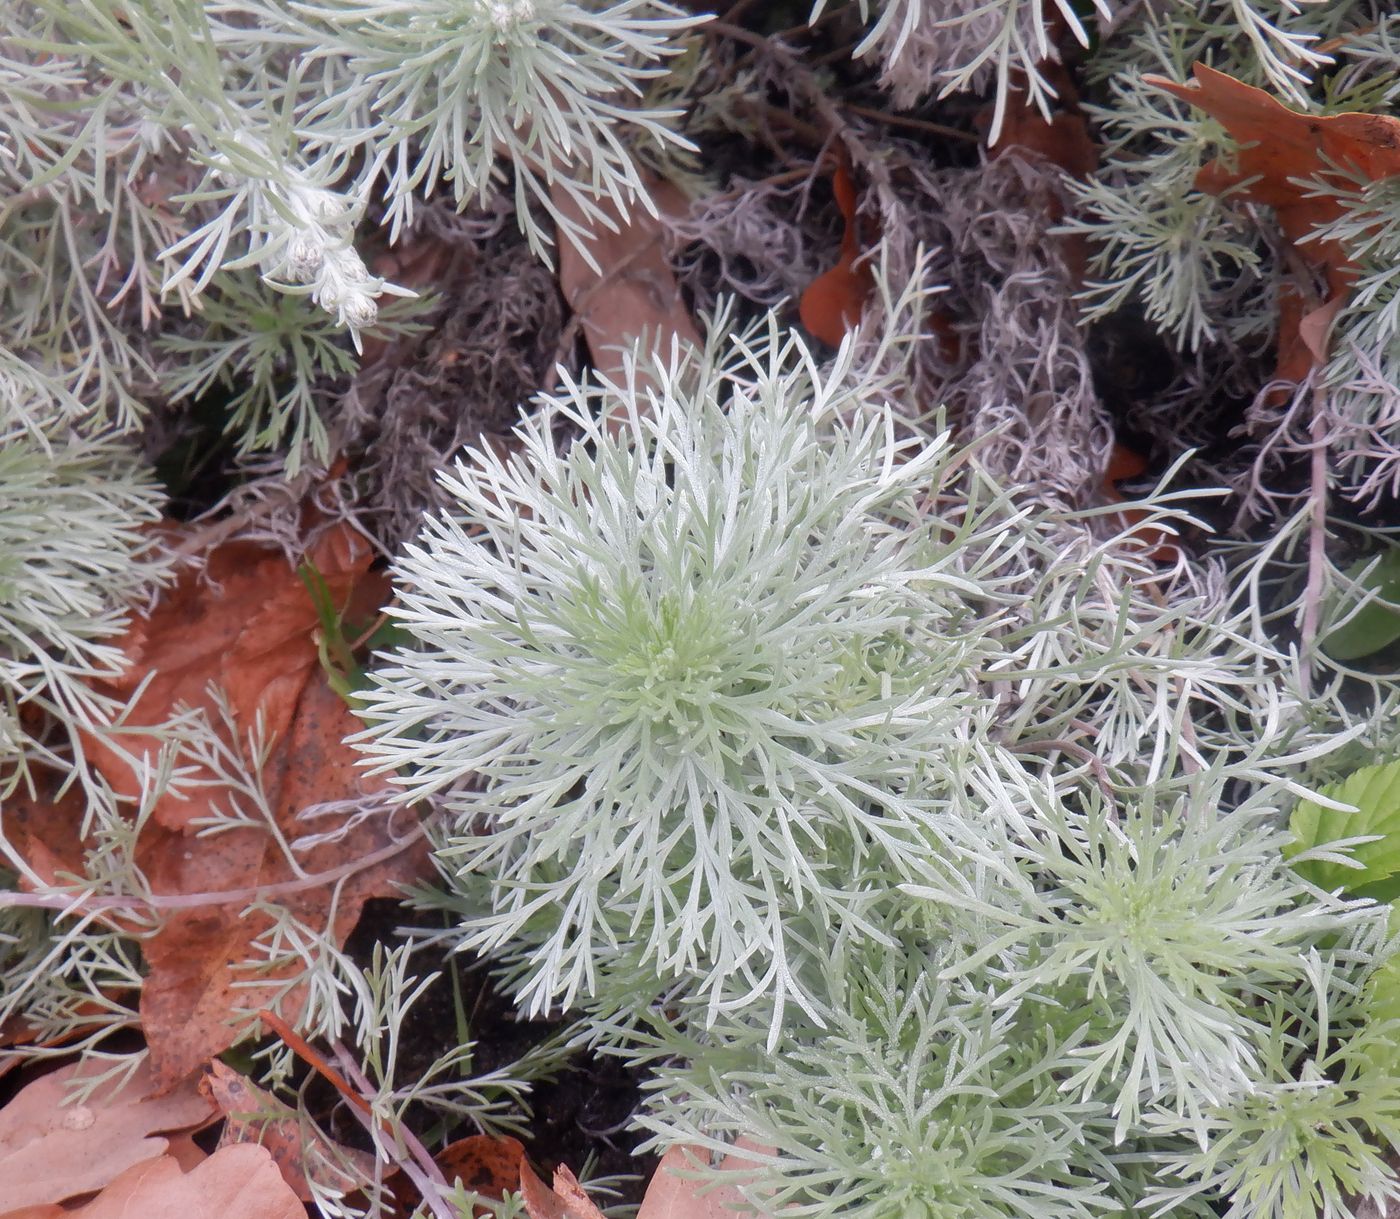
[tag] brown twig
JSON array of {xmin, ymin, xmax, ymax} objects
[
  {"xmin": 256, "ymin": 1009, "xmax": 456, "ymax": 1219},
  {"xmin": 706, "ymin": 17, "xmax": 779, "ymax": 53},
  {"xmin": 331, "ymin": 1041, "xmax": 451, "ymax": 1198},
  {"xmin": 1009, "ymin": 738, "xmax": 1117, "ymax": 804},
  {"xmin": 1315, "ymin": 23, "xmax": 1378, "ymax": 55},
  {"xmin": 257, "ymin": 1007, "xmax": 371, "ymax": 1116},
  {"xmin": 845, "ymin": 103, "xmax": 980, "ymax": 145},
  {"xmin": 717, "ymin": 0, "xmax": 762, "ymax": 26}
]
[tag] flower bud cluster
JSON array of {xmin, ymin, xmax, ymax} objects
[{"xmin": 272, "ymin": 183, "xmax": 402, "ymax": 345}]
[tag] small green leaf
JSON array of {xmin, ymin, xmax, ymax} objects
[
  {"xmin": 1322, "ymin": 550, "xmax": 1400, "ymax": 660},
  {"xmin": 1286, "ymin": 759, "xmax": 1400, "ymax": 895}
]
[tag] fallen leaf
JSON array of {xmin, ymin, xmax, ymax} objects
[
  {"xmin": 1149, "ymin": 62, "xmax": 1400, "ymax": 234},
  {"xmin": 439, "ymin": 1135, "xmax": 526, "ymax": 1195},
  {"xmin": 387, "ymin": 1134, "xmax": 525, "ymax": 1218},
  {"xmin": 0, "ymin": 1206, "xmax": 63, "ymax": 1219},
  {"xmin": 0, "ymin": 998, "xmax": 117, "ymax": 1061},
  {"xmin": 162, "ymin": 1132, "xmax": 210, "ymax": 1173},
  {"xmin": 988, "ymin": 62, "xmax": 1098, "ymax": 180},
  {"xmin": 58, "ymin": 1144, "xmax": 302, "ymax": 1219},
  {"xmin": 0, "ymin": 1059, "xmax": 215, "ymax": 1214},
  {"xmin": 86, "ymin": 523, "xmax": 379, "ymax": 834},
  {"xmin": 201, "ymin": 1059, "xmax": 375, "ymax": 1200},
  {"xmin": 1100, "ymin": 443, "xmax": 1181, "ymax": 564},
  {"xmin": 1276, "ymin": 281, "xmax": 1349, "ymax": 385},
  {"xmin": 552, "ymin": 176, "xmax": 702, "ymax": 390},
  {"xmin": 799, "ymin": 163, "xmax": 874, "ymax": 346},
  {"xmin": 519, "ymin": 1161, "xmax": 607, "ymax": 1219},
  {"xmin": 1105, "ymin": 443, "xmax": 1148, "ymax": 486},
  {"xmin": 4, "ymin": 525, "xmax": 431, "ymax": 1089},
  {"xmin": 1147, "ymin": 63, "xmax": 1400, "ymax": 374},
  {"xmin": 636, "ymin": 1139, "xmax": 775, "ymax": 1219},
  {"xmin": 135, "ymin": 676, "xmax": 430, "ymax": 1087}
]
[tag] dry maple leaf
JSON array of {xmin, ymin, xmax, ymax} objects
[
  {"xmin": 1147, "ymin": 62, "xmax": 1400, "ymax": 376},
  {"xmin": 0, "ymin": 1058, "xmax": 215, "ymax": 1215}
]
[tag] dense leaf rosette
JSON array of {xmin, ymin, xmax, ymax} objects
[{"xmin": 357, "ymin": 318, "xmax": 1010, "ymax": 1015}]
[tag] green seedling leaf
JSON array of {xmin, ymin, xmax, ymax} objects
[
  {"xmin": 1322, "ymin": 549, "xmax": 1400, "ymax": 660},
  {"xmin": 297, "ymin": 562, "xmax": 413, "ymax": 710},
  {"xmin": 298, "ymin": 559, "xmax": 365, "ymax": 704},
  {"xmin": 360, "ymin": 620, "xmax": 413, "ymax": 656},
  {"xmin": 1287, "ymin": 759, "xmax": 1400, "ymax": 900}
]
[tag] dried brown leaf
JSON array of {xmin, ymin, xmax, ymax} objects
[
  {"xmin": 798, "ymin": 163, "xmax": 873, "ymax": 347},
  {"xmin": 4, "ymin": 524, "xmax": 430, "ymax": 1089},
  {"xmin": 201, "ymin": 1059, "xmax": 375, "ymax": 1200},
  {"xmin": 0, "ymin": 1060, "xmax": 214, "ymax": 1214},
  {"xmin": 87, "ymin": 524, "xmax": 378, "ymax": 834},
  {"xmin": 1147, "ymin": 62, "xmax": 1400, "ymax": 373},
  {"xmin": 58, "ymin": 1145, "xmax": 302, "ymax": 1219},
  {"xmin": 519, "ymin": 1161, "xmax": 608, "ymax": 1219},
  {"xmin": 135, "ymin": 675, "xmax": 430, "ymax": 1087},
  {"xmin": 551, "ymin": 177, "xmax": 701, "ymax": 390},
  {"xmin": 636, "ymin": 1139, "xmax": 775, "ymax": 1219},
  {"xmin": 386, "ymin": 1134, "xmax": 525, "ymax": 1218}
]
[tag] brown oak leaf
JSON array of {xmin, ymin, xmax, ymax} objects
[
  {"xmin": 201, "ymin": 1060, "xmax": 374, "ymax": 1200},
  {"xmin": 1148, "ymin": 62, "xmax": 1400, "ymax": 376},
  {"xmin": 551, "ymin": 175, "xmax": 702, "ymax": 395}
]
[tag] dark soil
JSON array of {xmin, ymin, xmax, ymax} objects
[{"xmin": 332, "ymin": 899, "xmax": 658, "ymax": 1208}]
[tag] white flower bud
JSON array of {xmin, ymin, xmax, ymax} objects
[
  {"xmin": 341, "ymin": 292, "xmax": 379, "ymax": 329},
  {"xmin": 286, "ymin": 234, "xmax": 325, "ymax": 281}
]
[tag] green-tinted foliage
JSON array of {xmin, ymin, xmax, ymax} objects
[
  {"xmin": 1323, "ymin": 551, "xmax": 1400, "ymax": 661},
  {"xmin": 1288, "ymin": 759, "xmax": 1400, "ymax": 901},
  {"xmin": 0, "ymin": 373, "xmax": 170, "ymax": 796}
]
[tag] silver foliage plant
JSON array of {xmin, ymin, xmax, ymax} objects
[
  {"xmin": 358, "ymin": 302, "xmax": 1078, "ymax": 1017},
  {"xmin": 1059, "ymin": 1, "xmax": 1400, "ymax": 692},
  {"xmin": 4, "ymin": 3, "xmax": 1400, "ymax": 1216},
  {"xmin": 824, "ymin": 0, "xmax": 1326, "ymax": 141},
  {"xmin": 356, "ymin": 272, "xmax": 1400, "ymax": 1213},
  {"xmin": 357, "ymin": 310, "xmax": 1005, "ymax": 1020},
  {"xmin": 0, "ymin": 370, "xmax": 171, "ymax": 799},
  {"xmin": 617, "ymin": 793, "xmax": 1399, "ymax": 1219},
  {"xmin": 1066, "ymin": 2, "xmax": 1400, "ymax": 457},
  {"xmin": 0, "ymin": 0, "xmax": 702, "ymax": 469}
]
